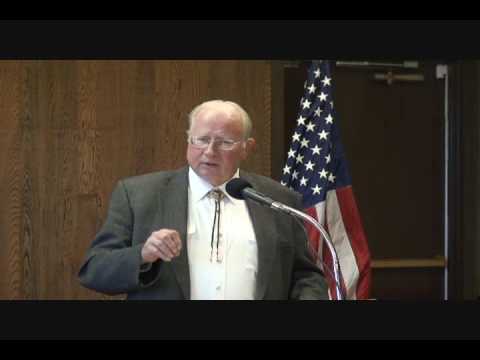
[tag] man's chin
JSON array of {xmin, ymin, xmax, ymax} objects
[{"xmin": 196, "ymin": 169, "xmax": 222, "ymax": 186}]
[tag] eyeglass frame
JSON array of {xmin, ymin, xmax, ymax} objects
[{"xmin": 187, "ymin": 134, "xmax": 246, "ymax": 151}]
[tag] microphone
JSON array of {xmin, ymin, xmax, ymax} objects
[
  {"xmin": 225, "ymin": 177, "xmax": 345, "ymax": 300},
  {"xmin": 226, "ymin": 178, "xmax": 277, "ymax": 208},
  {"xmin": 226, "ymin": 178, "xmax": 309, "ymax": 216}
]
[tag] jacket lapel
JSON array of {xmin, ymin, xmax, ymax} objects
[
  {"xmin": 241, "ymin": 171, "xmax": 277, "ymax": 300},
  {"xmin": 155, "ymin": 167, "xmax": 191, "ymax": 299}
]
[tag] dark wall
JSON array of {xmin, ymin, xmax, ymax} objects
[{"xmin": 449, "ymin": 61, "xmax": 480, "ymax": 300}]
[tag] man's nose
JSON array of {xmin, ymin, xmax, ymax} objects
[{"xmin": 204, "ymin": 140, "xmax": 218, "ymax": 154}]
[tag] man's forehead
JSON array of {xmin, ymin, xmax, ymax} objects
[{"xmin": 196, "ymin": 105, "xmax": 237, "ymax": 120}]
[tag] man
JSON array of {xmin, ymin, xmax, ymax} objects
[{"xmin": 78, "ymin": 100, "xmax": 328, "ymax": 300}]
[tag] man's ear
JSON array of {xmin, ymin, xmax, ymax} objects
[
  {"xmin": 245, "ymin": 138, "xmax": 256, "ymax": 155},
  {"xmin": 240, "ymin": 138, "xmax": 255, "ymax": 161}
]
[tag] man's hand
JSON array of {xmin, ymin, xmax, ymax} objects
[{"xmin": 141, "ymin": 229, "xmax": 182, "ymax": 263}]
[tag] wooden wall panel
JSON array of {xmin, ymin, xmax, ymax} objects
[
  {"xmin": 0, "ymin": 62, "xmax": 27, "ymax": 299},
  {"xmin": 0, "ymin": 60, "xmax": 272, "ymax": 299}
]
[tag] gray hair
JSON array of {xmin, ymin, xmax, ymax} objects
[{"xmin": 187, "ymin": 100, "xmax": 252, "ymax": 139}]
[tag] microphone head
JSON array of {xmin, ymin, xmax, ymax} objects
[{"xmin": 225, "ymin": 178, "xmax": 252, "ymax": 200}]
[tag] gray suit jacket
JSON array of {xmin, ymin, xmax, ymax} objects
[{"xmin": 78, "ymin": 167, "xmax": 329, "ymax": 300}]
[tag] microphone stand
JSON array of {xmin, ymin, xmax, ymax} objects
[{"xmin": 270, "ymin": 202, "xmax": 344, "ymax": 300}]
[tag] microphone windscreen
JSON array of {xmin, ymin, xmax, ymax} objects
[{"xmin": 225, "ymin": 178, "xmax": 252, "ymax": 199}]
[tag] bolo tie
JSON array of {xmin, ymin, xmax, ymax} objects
[{"xmin": 208, "ymin": 189, "xmax": 224, "ymax": 263}]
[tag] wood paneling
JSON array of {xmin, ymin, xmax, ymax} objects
[{"xmin": 0, "ymin": 60, "xmax": 271, "ymax": 299}]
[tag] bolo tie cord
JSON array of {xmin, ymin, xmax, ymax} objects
[{"xmin": 210, "ymin": 192, "xmax": 222, "ymax": 262}]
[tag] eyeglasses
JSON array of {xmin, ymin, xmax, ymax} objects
[{"xmin": 188, "ymin": 135, "xmax": 244, "ymax": 151}]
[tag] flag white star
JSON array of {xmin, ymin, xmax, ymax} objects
[
  {"xmin": 283, "ymin": 165, "xmax": 291, "ymax": 175},
  {"xmin": 292, "ymin": 170, "xmax": 299, "ymax": 180},
  {"xmin": 317, "ymin": 92, "xmax": 328, "ymax": 102},
  {"xmin": 300, "ymin": 176, "xmax": 308, "ymax": 186},
  {"xmin": 325, "ymin": 114, "xmax": 334, "ymax": 124},
  {"xmin": 311, "ymin": 145, "xmax": 322, "ymax": 155},
  {"xmin": 307, "ymin": 83, "xmax": 316, "ymax": 94},
  {"xmin": 305, "ymin": 161, "xmax": 315, "ymax": 171},
  {"xmin": 328, "ymin": 173, "xmax": 336, "ymax": 183},
  {"xmin": 318, "ymin": 168, "xmax": 328, "ymax": 178},
  {"xmin": 302, "ymin": 99, "xmax": 311, "ymax": 109},
  {"xmin": 314, "ymin": 68, "xmax": 321, "ymax": 78},
  {"xmin": 288, "ymin": 148, "xmax": 296, "ymax": 158},
  {"xmin": 322, "ymin": 76, "xmax": 331, "ymax": 86},
  {"xmin": 325, "ymin": 154, "xmax": 331, "ymax": 163},
  {"xmin": 305, "ymin": 122, "xmax": 316, "ymax": 132},
  {"xmin": 300, "ymin": 138, "xmax": 310, "ymax": 148},
  {"xmin": 295, "ymin": 154, "xmax": 304, "ymax": 164},
  {"xmin": 311, "ymin": 184, "xmax": 322, "ymax": 195},
  {"xmin": 314, "ymin": 107, "xmax": 323, "ymax": 117},
  {"xmin": 292, "ymin": 132, "xmax": 301, "ymax": 142},
  {"xmin": 318, "ymin": 130, "xmax": 329, "ymax": 140},
  {"xmin": 297, "ymin": 115, "xmax": 306, "ymax": 126}
]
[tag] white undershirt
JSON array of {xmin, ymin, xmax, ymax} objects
[{"xmin": 187, "ymin": 167, "xmax": 258, "ymax": 300}]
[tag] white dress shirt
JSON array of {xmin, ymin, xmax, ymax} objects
[{"xmin": 187, "ymin": 167, "xmax": 258, "ymax": 300}]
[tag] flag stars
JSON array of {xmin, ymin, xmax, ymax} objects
[
  {"xmin": 299, "ymin": 177, "xmax": 308, "ymax": 186},
  {"xmin": 318, "ymin": 130, "xmax": 329, "ymax": 140},
  {"xmin": 318, "ymin": 168, "xmax": 328, "ymax": 179},
  {"xmin": 305, "ymin": 161, "xmax": 315, "ymax": 171},
  {"xmin": 317, "ymin": 92, "xmax": 328, "ymax": 102},
  {"xmin": 297, "ymin": 115, "xmax": 306, "ymax": 126},
  {"xmin": 311, "ymin": 184, "xmax": 322, "ymax": 195},
  {"xmin": 322, "ymin": 76, "xmax": 332, "ymax": 86},
  {"xmin": 311, "ymin": 145, "xmax": 322, "ymax": 155},
  {"xmin": 306, "ymin": 122, "xmax": 316, "ymax": 132},
  {"xmin": 300, "ymin": 138, "xmax": 310, "ymax": 148},
  {"xmin": 302, "ymin": 99, "xmax": 312, "ymax": 109},
  {"xmin": 280, "ymin": 63, "xmax": 342, "ymax": 199},
  {"xmin": 314, "ymin": 107, "xmax": 323, "ymax": 117},
  {"xmin": 328, "ymin": 173, "xmax": 336, "ymax": 183}
]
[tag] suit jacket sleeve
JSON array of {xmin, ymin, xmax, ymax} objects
[{"xmin": 78, "ymin": 180, "xmax": 160, "ymax": 295}]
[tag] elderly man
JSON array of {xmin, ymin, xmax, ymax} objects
[{"xmin": 78, "ymin": 100, "xmax": 328, "ymax": 300}]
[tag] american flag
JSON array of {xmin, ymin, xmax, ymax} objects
[{"xmin": 281, "ymin": 60, "xmax": 371, "ymax": 299}]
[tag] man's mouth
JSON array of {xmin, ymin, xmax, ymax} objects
[{"xmin": 201, "ymin": 162, "xmax": 219, "ymax": 168}]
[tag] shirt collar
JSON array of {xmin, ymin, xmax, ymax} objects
[{"xmin": 188, "ymin": 167, "xmax": 241, "ymax": 205}]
